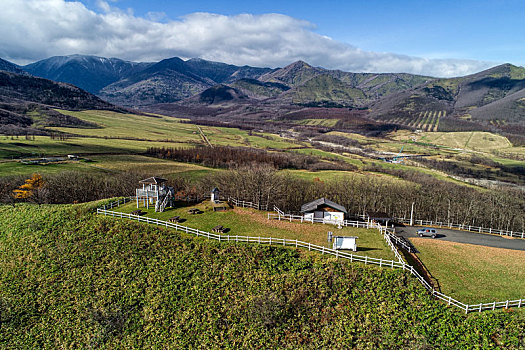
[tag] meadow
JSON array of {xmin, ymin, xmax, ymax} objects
[
  {"xmin": 116, "ymin": 200, "xmax": 396, "ymax": 260},
  {"xmin": 410, "ymin": 238, "xmax": 525, "ymax": 303},
  {"xmin": 1, "ymin": 201, "xmax": 524, "ymax": 348}
]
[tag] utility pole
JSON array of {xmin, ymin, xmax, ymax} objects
[{"xmin": 410, "ymin": 202, "xmax": 415, "ymax": 226}]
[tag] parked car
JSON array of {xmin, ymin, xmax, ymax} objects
[{"xmin": 417, "ymin": 228, "xmax": 437, "ymax": 238}]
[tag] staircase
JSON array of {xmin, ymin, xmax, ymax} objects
[{"xmin": 155, "ymin": 189, "xmax": 173, "ymax": 212}]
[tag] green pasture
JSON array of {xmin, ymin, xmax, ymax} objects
[
  {"xmin": 52, "ymin": 109, "xmax": 299, "ymax": 149},
  {"xmin": 116, "ymin": 201, "xmax": 396, "ymax": 260},
  {"xmin": 418, "ymin": 131, "xmax": 513, "ymax": 151},
  {"xmin": 412, "ymin": 238, "xmax": 525, "ymax": 304},
  {"xmin": 295, "ymin": 118, "xmax": 340, "ymax": 127},
  {"xmin": 0, "ymin": 135, "xmax": 189, "ymax": 159}
]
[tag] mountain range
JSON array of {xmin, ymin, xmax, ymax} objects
[
  {"xmin": 1, "ymin": 54, "xmax": 525, "ymax": 140},
  {"xmin": 0, "ymin": 58, "xmax": 122, "ymax": 134}
]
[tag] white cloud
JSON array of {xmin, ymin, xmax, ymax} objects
[{"xmin": 0, "ymin": 0, "xmax": 495, "ymax": 77}]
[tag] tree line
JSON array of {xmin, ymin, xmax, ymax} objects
[
  {"xmin": 2, "ymin": 164, "xmax": 524, "ymax": 233},
  {"xmin": 145, "ymin": 146, "xmax": 356, "ymax": 171}
]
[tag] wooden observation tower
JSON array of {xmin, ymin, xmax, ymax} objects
[{"xmin": 136, "ymin": 176, "xmax": 173, "ymax": 212}]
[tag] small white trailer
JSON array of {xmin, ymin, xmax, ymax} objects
[{"xmin": 332, "ymin": 236, "xmax": 358, "ymax": 251}]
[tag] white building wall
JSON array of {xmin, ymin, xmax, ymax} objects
[{"xmin": 303, "ymin": 211, "xmax": 344, "ymax": 223}]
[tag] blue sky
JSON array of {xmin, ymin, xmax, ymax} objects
[
  {"xmin": 0, "ymin": 0, "xmax": 523, "ymax": 76},
  {"xmin": 81, "ymin": 0, "xmax": 524, "ymax": 64}
]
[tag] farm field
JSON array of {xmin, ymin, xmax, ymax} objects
[
  {"xmin": 116, "ymin": 201, "xmax": 396, "ymax": 260},
  {"xmin": 411, "ymin": 238, "xmax": 525, "ymax": 304},
  {"xmin": 0, "ymin": 154, "xmax": 218, "ymax": 178},
  {"xmin": 86, "ymin": 155, "xmax": 215, "ymax": 177},
  {"xmin": 52, "ymin": 109, "xmax": 301, "ymax": 149},
  {"xmin": 412, "ymin": 131, "xmax": 513, "ymax": 152},
  {"xmin": 3, "ymin": 109, "xmax": 524, "ymax": 192},
  {"xmin": 382, "ymin": 110, "xmax": 445, "ymax": 132},
  {"xmin": 0, "ymin": 135, "xmax": 189, "ymax": 159},
  {"xmin": 294, "ymin": 118, "xmax": 340, "ymax": 127}
]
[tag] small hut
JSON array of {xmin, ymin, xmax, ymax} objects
[
  {"xmin": 365, "ymin": 211, "xmax": 392, "ymax": 226},
  {"xmin": 301, "ymin": 198, "xmax": 347, "ymax": 223},
  {"xmin": 211, "ymin": 187, "xmax": 220, "ymax": 203},
  {"xmin": 136, "ymin": 177, "xmax": 173, "ymax": 212}
]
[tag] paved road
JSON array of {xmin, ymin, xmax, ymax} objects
[{"xmin": 395, "ymin": 226, "xmax": 525, "ymax": 251}]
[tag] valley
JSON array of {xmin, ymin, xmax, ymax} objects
[{"xmin": 1, "ymin": 54, "xmax": 525, "ymax": 348}]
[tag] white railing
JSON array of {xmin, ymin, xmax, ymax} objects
[
  {"xmin": 228, "ymin": 197, "xmax": 268, "ymax": 211},
  {"xmin": 268, "ymin": 212, "xmax": 371, "ymax": 228},
  {"xmin": 96, "ymin": 198, "xmax": 525, "ymax": 314},
  {"xmin": 98, "ymin": 207, "xmax": 405, "ymax": 270},
  {"xmin": 385, "ymin": 231, "xmax": 414, "ymax": 253},
  {"xmin": 101, "ymin": 197, "xmax": 132, "ymax": 210},
  {"xmin": 358, "ymin": 214, "xmax": 525, "ymax": 240},
  {"xmin": 156, "ymin": 189, "xmax": 173, "ymax": 212}
]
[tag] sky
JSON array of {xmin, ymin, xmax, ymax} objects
[{"xmin": 0, "ymin": 0, "xmax": 523, "ymax": 77}]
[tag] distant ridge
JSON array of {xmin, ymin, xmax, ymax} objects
[
  {"xmin": 0, "ymin": 69, "xmax": 122, "ymax": 134},
  {"xmin": 23, "ymin": 55, "xmax": 153, "ymax": 94},
  {"xmin": 13, "ymin": 54, "xmax": 525, "ymax": 138},
  {"xmin": 0, "ymin": 58, "xmax": 28, "ymax": 75}
]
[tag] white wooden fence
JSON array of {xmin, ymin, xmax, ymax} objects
[
  {"xmin": 96, "ymin": 198, "xmax": 525, "ymax": 314},
  {"xmin": 227, "ymin": 197, "xmax": 268, "ymax": 211},
  {"xmin": 358, "ymin": 214, "xmax": 525, "ymax": 240}
]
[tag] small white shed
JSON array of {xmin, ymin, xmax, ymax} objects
[
  {"xmin": 333, "ymin": 236, "xmax": 358, "ymax": 251},
  {"xmin": 211, "ymin": 187, "xmax": 220, "ymax": 202}
]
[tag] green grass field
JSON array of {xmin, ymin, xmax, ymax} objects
[
  {"xmin": 417, "ymin": 131, "xmax": 513, "ymax": 151},
  {"xmin": 3, "ymin": 202, "xmax": 524, "ymax": 348},
  {"xmin": 116, "ymin": 201, "xmax": 396, "ymax": 260},
  {"xmin": 52, "ymin": 110, "xmax": 300, "ymax": 149},
  {"xmin": 412, "ymin": 238, "xmax": 525, "ymax": 303},
  {"xmin": 294, "ymin": 118, "xmax": 340, "ymax": 127},
  {"xmin": 0, "ymin": 135, "xmax": 189, "ymax": 159}
]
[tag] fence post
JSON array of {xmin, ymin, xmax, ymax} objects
[
  {"xmin": 492, "ymin": 302, "xmax": 496, "ymax": 311},
  {"xmin": 506, "ymin": 300, "xmax": 509, "ymax": 309}
]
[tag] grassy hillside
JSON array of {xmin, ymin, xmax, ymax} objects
[
  {"xmin": 1, "ymin": 202, "xmax": 525, "ymax": 348},
  {"xmin": 412, "ymin": 238, "xmax": 525, "ymax": 303}
]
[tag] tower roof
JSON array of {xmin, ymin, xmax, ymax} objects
[{"xmin": 139, "ymin": 176, "xmax": 167, "ymax": 184}]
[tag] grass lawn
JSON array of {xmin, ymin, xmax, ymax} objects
[
  {"xmin": 0, "ymin": 136, "xmax": 189, "ymax": 159},
  {"xmin": 115, "ymin": 201, "xmax": 396, "ymax": 260},
  {"xmin": 412, "ymin": 238, "xmax": 525, "ymax": 304}
]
